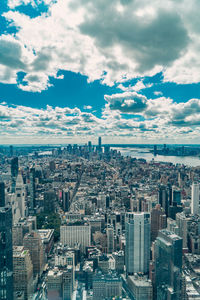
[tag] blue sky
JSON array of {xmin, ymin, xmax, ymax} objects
[{"xmin": 0, "ymin": 0, "xmax": 200, "ymax": 144}]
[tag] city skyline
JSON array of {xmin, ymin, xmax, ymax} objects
[{"xmin": 0, "ymin": 1, "xmax": 200, "ymax": 144}]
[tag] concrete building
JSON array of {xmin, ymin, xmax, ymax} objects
[
  {"xmin": 23, "ymin": 231, "xmax": 45, "ymax": 276},
  {"xmin": 13, "ymin": 246, "xmax": 34, "ymax": 300},
  {"xmin": 47, "ymin": 267, "xmax": 73, "ymax": 300},
  {"xmin": 93, "ymin": 272, "xmax": 122, "ymax": 300},
  {"xmin": 38, "ymin": 229, "xmax": 54, "ymax": 255},
  {"xmin": 60, "ymin": 223, "xmax": 91, "ymax": 253},
  {"xmin": 125, "ymin": 212, "xmax": 150, "ymax": 275},
  {"xmin": 127, "ymin": 275, "xmax": 153, "ymax": 300},
  {"xmin": 150, "ymin": 204, "xmax": 166, "ymax": 241}
]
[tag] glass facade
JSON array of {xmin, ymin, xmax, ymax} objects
[{"xmin": 0, "ymin": 206, "xmax": 13, "ymax": 300}]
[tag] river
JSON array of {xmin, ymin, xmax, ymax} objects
[{"xmin": 113, "ymin": 147, "xmax": 200, "ymax": 167}]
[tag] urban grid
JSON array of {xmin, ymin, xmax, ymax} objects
[{"xmin": 1, "ymin": 140, "xmax": 200, "ymax": 300}]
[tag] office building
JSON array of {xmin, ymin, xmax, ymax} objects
[
  {"xmin": 13, "ymin": 246, "xmax": 34, "ymax": 300},
  {"xmin": 11, "ymin": 157, "xmax": 18, "ymax": 178},
  {"xmin": 0, "ymin": 184, "xmax": 13, "ymax": 300},
  {"xmin": 127, "ymin": 274, "xmax": 153, "ymax": 300},
  {"xmin": 62, "ymin": 189, "xmax": 70, "ymax": 212},
  {"xmin": 60, "ymin": 223, "xmax": 91, "ymax": 253},
  {"xmin": 47, "ymin": 267, "xmax": 73, "ymax": 300},
  {"xmin": 158, "ymin": 185, "xmax": 169, "ymax": 216},
  {"xmin": 93, "ymin": 272, "xmax": 122, "ymax": 300},
  {"xmin": 44, "ymin": 190, "xmax": 56, "ymax": 213},
  {"xmin": 107, "ymin": 225, "xmax": 114, "ymax": 254},
  {"xmin": 125, "ymin": 212, "xmax": 150, "ymax": 275},
  {"xmin": 155, "ymin": 229, "xmax": 183, "ymax": 300},
  {"xmin": 23, "ymin": 231, "xmax": 45, "ymax": 276},
  {"xmin": 151, "ymin": 204, "xmax": 166, "ymax": 241},
  {"xmin": 191, "ymin": 183, "xmax": 199, "ymax": 215},
  {"xmin": 98, "ymin": 137, "xmax": 102, "ymax": 152},
  {"xmin": 29, "ymin": 168, "xmax": 36, "ymax": 211}
]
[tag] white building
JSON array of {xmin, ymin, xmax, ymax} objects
[
  {"xmin": 125, "ymin": 212, "xmax": 150, "ymax": 275},
  {"xmin": 60, "ymin": 224, "xmax": 91, "ymax": 253},
  {"xmin": 191, "ymin": 183, "xmax": 199, "ymax": 215}
]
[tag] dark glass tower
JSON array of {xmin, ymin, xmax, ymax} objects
[
  {"xmin": 0, "ymin": 182, "xmax": 13, "ymax": 300},
  {"xmin": 11, "ymin": 157, "xmax": 18, "ymax": 178},
  {"xmin": 155, "ymin": 229, "xmax": 182, "ymax": 300}
]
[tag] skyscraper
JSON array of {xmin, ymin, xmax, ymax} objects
[
  {"xmin": 154, "ymin": 229, "xmax": 182, "ymax": 300},
  {"xmin": 125, "ymin": 212, "xmax": 150, "ymax": 275},
  {"xmin": 191, "ymin": 183, "xmax": 199, "ymax": 215},
  {"xmin": 15, "ymin": 171, "xmax": 26, "ymax": 218},
  {"xmin": 107, "ymin": 225, "xmax": 114, "ymax": 254},
  {"xmin": 158, "ymin": 185, "xmax": 169, "ymax": 216},
  {"xmin": 13, "ymin": 246, "xmax": 34, "ymax": 299},
  {"xmin": 29, "ymin": 168, "xmax": 36, "ymax": 211},
  {"xmin": 23, "ymin": 231, "xmax": 45, "ymax": 277},
  {"xmin": 98, "ymin": 137, "xmax": 102, "ymax": 152},
  {"xmin": 151, "ymin": 204, "xmax": 166, "ymax": 241},
  {"xmin": 0, "ymin": 182, "xmax": 5, "ymax": 207},
  {"xmin": 11, "ymin": 157, "xmax": 18, "ymax": 178},
  {"xmin": 0, "ymin": 182, "xmax": 13, "ymax": 300}
]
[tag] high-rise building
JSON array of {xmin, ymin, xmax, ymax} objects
[
  {"xmin": 11, "ymin": 157, "xmax": 18, "ymax": 178},
  {"xmin": 15, "ymin": 171, "xmax": 26, "ymax": 218},
  {"xmin": 0, "ymin": 185, "xmax": 13, "ymax": 300},
  {"xmin": 0, "ymin": 182, "xmax": 5, "ymax": 207},
  {"xmin": 13, "ymin": 246, "xmax": 34, "ymax": 300},
  {"xmin": 151, "ymin": 204, "xmax": 166, "ymax": 241},
  {"xmin": 158, "ymin": 185, "xmax": 169, "ymax": 216},
  {"xmin": 107, "ymin": 225, "xmax": 114, "ymax": 254},
  {"xmin": 23, "ymin": 231, "xmax": 45, "ymax": 276},
  {"xmin": 62, "ymin": 189, "xmax": 70, "ymax": 212},
  {"xmin": 44, "ymin": 190, "xmax": 56, "ymax": 213},
  {"xmin": 191, "ymin": 183, "xmax": 199, "ymax": 215},
  {"xmin": 98, "ymin": 137, "xmax": 102, "ymax": 152},
  {"xmin": 172, "ymin": 186, "xmax": 181, "ymax": 205},
  {"xmin": 29, "ymin": 168, "xmax": 36, "ymax": 211},
  {"xmin": 125, "ymin": 212, "xmax": 150, "ymax": 275},
  {"xmin": 154, "ymin": 229, "xmax": 182, "ymax": 300}
]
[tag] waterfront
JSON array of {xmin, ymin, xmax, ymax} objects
[{"xmin": 114, "ymin": 147, "xmax": 200, "ymax": 167}]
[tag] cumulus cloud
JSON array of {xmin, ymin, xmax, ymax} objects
[
  {"xmin": 105, "ymin": 92, "xmax": 147, "ymax": 113},
  {"xmin": 0, "ymin": 0, "xmax": 199, "ymax": 91}
]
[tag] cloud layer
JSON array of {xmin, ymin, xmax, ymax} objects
[
  {"xmin": 0, "ymin": 0, "xmax": 200, "ymax": 91},
  {"xmin": 1, "ymin": 94, "xmax": 200, "ymax": 143}
]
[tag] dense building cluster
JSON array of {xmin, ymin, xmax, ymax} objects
[{"xmin": 1, "ymin": 141, "xmax": 200, "ymax": 299}]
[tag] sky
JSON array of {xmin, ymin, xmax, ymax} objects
[{"xmin": 0, "ymin": 0, "xmax": 200, "ymax": 144}]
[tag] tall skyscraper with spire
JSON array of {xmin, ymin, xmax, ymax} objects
[
  {"xmin": 0, "ymin": 182, "xmax": 13, "ymax": 300},
  {"xmin": 98, "ymin": 136, "xmax": 102, "ymax": 152}
]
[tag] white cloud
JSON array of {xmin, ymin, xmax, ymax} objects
[
  {"xmin": 83, "ymin": 105, "xmax": 92, "ymax": 110},
  {"xmin": 0, "ymin": 0, "xmax": 199, "ymax": 91}
]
